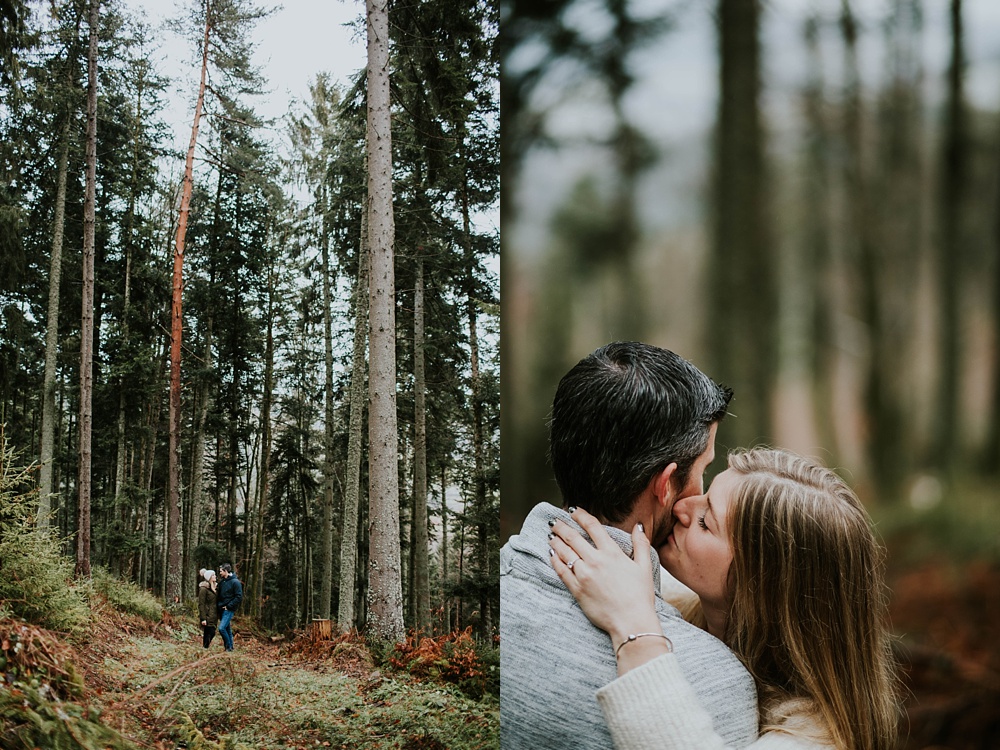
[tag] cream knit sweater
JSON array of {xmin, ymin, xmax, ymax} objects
[{"xmin": 597, "ymin": 654, "xmax": 831, "ymax": 750}]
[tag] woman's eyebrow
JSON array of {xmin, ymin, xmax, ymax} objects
[{"xmin": 705, "ymin": 493, "xmax": 718, "ymax": 526}]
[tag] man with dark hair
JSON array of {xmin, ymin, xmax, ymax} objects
[
  {"xmin": 216, "ymin": 562, "xmax": 243, "ymax": 652},
  {"xmin": 500, "ymin": 342, "xmax": 757, "ymax": 749}
]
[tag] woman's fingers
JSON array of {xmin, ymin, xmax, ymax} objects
[
  {"xmin": 548, "ymin": 532, "xmax": 579, "ymax": 568},
  {"xmin": 631, "ymin": 520, "xmax": 651, "ymax": 560},
  {"xmin": 549, "ymin": 518, "xmax": 594, "ymax": 562},
  {"xmin": 568, "ymin": 507, "xmax": 616, "ymax": 550},
  {"xmin": 548, "ymin": 539, "xmax": 580, "ymax": 593}
]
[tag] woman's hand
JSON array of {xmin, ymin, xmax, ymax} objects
[{"xmin": 549, "ymin": 508, "xmax": 664, "ymax": 653}]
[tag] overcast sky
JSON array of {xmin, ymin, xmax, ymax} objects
[{"xmin": 119, "ymin": 0, "xmax": 368, "ymax": 156}]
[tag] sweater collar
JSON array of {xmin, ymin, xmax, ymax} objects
[{"xmin": 506, "ymin": 501, "xmax": 662, "ymax": 592}]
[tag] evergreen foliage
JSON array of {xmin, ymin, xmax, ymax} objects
[{"xmin": 0, "ymin": 431, "xmax": 89, "ymax": 633}]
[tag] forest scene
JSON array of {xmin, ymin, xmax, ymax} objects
[
  {"xmin": 503, "ymin": 0, "xmax": 999, "ymax": 748},
  {"xmin": 0, "ymin": 0, "xmax": 499, "ymax": 746}
]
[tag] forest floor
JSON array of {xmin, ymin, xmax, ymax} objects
[
  {"xmin": 889, "ymin": 556, "xmax": 1000, "ymax": 750},
  {"xmin": 882, "ymin": 481, "xmax": 1000, "ymax": 750},
  {"xmin": 2, "ymin": 603, "xmax": 499, "ymax": 750}
]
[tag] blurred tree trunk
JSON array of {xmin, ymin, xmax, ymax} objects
[
  {"xmin": 800, "ymin": 15, "xmax": 839, "ymax": 460},
  {"xmin": 982, "ymin": 100, "xmax": 1000, "ymax": 472},
  {"xmin": 412, "ymin": 257, "xmax": 430, "ymax": 633},
  {"xmin": 840, "ymin": 0, "xmax": 912, "ymax": 500},
  {"xmin": 708, "ymin": 0, "xmax": 776, "ymax": 449},
  {"xmin": 870, "ymin": 0, "xmax": 925, "ymax": 499},
  {"xmin": 339, "ymin": 205, "xmax": 368, "ymax": 633},
  {"xmin": 932, "ymin": 0, "xmax": 966, "ymax": 477},
  {"xmin": 75, "ymin": 0, "xmax": 99, "ymax": 580}
]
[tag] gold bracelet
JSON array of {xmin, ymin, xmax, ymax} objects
[{"xmin": 614, "ymin": 632, "xmax": 673, "ymax": 660}]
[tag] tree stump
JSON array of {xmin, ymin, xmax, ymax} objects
[{"xmin": 311, "ymin": 618, "xmax": 332, "ymax": 640}]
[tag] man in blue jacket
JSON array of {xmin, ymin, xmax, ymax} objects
[{"xmin": 216, "ymin": 563, "xmax": 243, "ymax": 652}]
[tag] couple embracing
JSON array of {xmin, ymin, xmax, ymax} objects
[{"xmin": 500, "ymin": 342, "xmax": 899, "ymax": 750}]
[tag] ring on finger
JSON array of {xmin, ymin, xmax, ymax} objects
[{"xmin": 567, "ymin": 557, "xmax": 579, "ymax": 571}]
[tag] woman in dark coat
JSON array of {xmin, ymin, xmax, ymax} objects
[{"xmin": 197, "ymin": 569, "xmax": 218, "ymax": 648}]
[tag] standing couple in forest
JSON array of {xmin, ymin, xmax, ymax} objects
[
  {"xmin": 198, "ymin": 563, "xmax": 243, "ymax": 652},
  {"xmin": 500, "ymin": 342, "xmax": 899, "ymax": 750}
]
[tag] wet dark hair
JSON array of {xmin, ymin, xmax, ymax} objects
[
  {"xmin": 548, "ymin": 342, "xmax": 732, "ymax": 522},
  {"xmin": 219, "ymin": 563, "xmax": 233, "ymax": 574}
]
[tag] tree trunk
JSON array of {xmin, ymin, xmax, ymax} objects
[
  {"xmin": 75, "ymin": 0, "xmax": 99, "ymax": 579},
  {"xmin": 339, "ymin": 204, "xmax": 369, "ymax": 632},
  {"xmin": 412, "ymin": 257, "xmax": 430, "ymax": 632},
  {"xmin": 365, "ymin": 0, "xmax": 403, "ymax": 643},
  {"xmin": 440, "ymin": 464, "xmax": 448, "ymax": 632},
  {"xmin": 800, "ymin": 15, "xmax": 839, "ymax": 460},
  {"xmin": 982, "ymin": 98, "xmax": 1000, "ymax": 471},
  {"xmin": 320, "ymin": 187, "xmax": 335, "ymax": 620},
  {"xmin": 38, "ymin": 112, "xmax": 70, "ymax": 528},
  {"xmin": 187, "ymin": 318, "xmax": 213, "ymax": 592},
  {"xmin": 461, "ymin": 149, "xmax": 491, "ymax": 638},
  {"xmin": 167, "ymin": 1, "xmax": 211, "ymax": 602},
  {"xmin": 708, "ymin": 0, "xmax": 776, "ymax": 449},
  {"xmin": 249, "ymin": 268, "xmax": 274, "ymax": 619},
  {"xmin": 932, "ymin": 0, "xmax": 965, "ymax": 476}
]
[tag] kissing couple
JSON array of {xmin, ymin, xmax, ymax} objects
[{"xmin": 500, "ymin": 342, "xmax": 898, "ymax": 750}]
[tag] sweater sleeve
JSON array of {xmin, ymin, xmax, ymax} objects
[
  {"xmin": 596, "ymin": 655, "xmax": 821, "ymax": 750},
  {"xmin": 597, "ymin": 654, "xmax": 733, "ymax": 750}
]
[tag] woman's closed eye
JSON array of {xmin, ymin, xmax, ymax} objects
[{"xmin": 697, "ymin": 514, "xmax": 709, "ymax": 531}]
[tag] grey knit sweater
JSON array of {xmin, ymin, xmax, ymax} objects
[{"xmin": 500, "ymin": 502, "xmax": 758, "ymax": 750}]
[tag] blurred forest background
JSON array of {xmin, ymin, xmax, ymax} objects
[{"xmin": 501, "ymin": 0, "xmax": 1000, "ymax": 747}]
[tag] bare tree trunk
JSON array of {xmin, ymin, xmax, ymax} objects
[
  {"xmin": 932, "ymin": 0, "xmax": 966, "ymax": 476},
  {"xmin": 800, "ymin": 15, "xmax": 839, "ymax": 460},
  {"xmin": 249, "ymin": 270, "xmax": 274, "ymax": 620},
  {"xmin": 187, "ymin": 319, "xmax": 213, "ymax": 591},
  {"xmin": 365, "ymin": 0, "xmax": 403, "ymax": 643},
  {"xmin": 338, "ymin": 207, "xmax": 369, "ymax": 632},
  {"xmin": 167, "ymin": 2, "xmax": 211, "ymax": 602},
  {"xmin": 709, "ymin": 0, "xmax": 776, "ymax": 449},
  {"xmin": 440, "ymin": 464, "xmax": 448, "ymax": 632},
  {"xmin": 320, "ymin": 188, "xmax": 335, "ymax": 620},
  {"xmin": 412, "ymin": 258, "xmax": 430, "ymax": 632},
  {"xmin": 982, "ymin": 98, "xmax": 1000, "ymax": 471},
  {"xmin": 461, "ymin": 152, "xmax": 491, "ymax": 637},
  {"xmin": 75, "ymin": 0, "xmax": 100, "ymax": 579},
  {"xmin": 38, "ymin": 113, "xmax": 70, "ymax": 528}
]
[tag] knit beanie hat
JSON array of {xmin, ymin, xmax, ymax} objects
[{"xmin": 203, "ymin": 569, "xmax": 215, "ymax": 581}]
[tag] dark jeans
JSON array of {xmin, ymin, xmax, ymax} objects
[
  {"xmin": 202, "ymin": 624, "xmax": 216, "ymax": 648},
  {"xmin": 218, "ymin": 609, "xmax": 235, "ymax": 650}
]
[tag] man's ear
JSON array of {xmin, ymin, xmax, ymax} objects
[{"xmin": 652, "ymin": 463, "xmax": 678, "ymax": 509}]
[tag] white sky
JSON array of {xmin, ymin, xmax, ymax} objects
[{"xmin": 119, "ymin": 0, "xmax": 368, "ymax": 156}]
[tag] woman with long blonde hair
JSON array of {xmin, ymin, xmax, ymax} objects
[{"xmin": 549, "ymin": 448, "xmax": 899, "ymax": 750}]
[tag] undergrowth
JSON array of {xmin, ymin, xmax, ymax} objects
[
  {"xmin": 0, "ymin": 437, "xmax": 89, "ymax": 633},
  {"xmin": 0, "ymin": 619, "xmax": 136, "ymax": 750},
  {"xmin": 91, "ymin": 567, "xmax": 163, "ymax": 621},
  {"xmin": 384, "ymin": 628, "xmax": 499, "ymax": 700}
]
